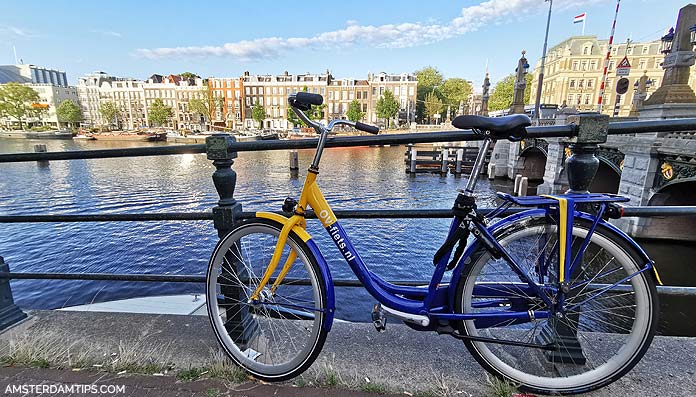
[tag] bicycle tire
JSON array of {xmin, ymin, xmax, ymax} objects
[
  {"xmin": 206, "ymin": 217, "xmax": 328, "ymax": 381},
  {"xmin": 454, "ymin": 214, "xmax": 658, "ymax": 395}
]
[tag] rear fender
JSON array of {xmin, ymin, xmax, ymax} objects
[
  {"xmin": 255, "ymin": 212, "xmax": 336, "ymax": 331},
  {"xmin": 447, "ymin": 208, "xmax": 658, "ymax": 309}
]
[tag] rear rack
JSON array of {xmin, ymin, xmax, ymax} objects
[{"xmin": 497, "ymin": 192, "xmax": 630, "ymax": 207}]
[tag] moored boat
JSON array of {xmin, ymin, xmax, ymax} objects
[
  {"xmin": 93, "ymin": 131, "xmax": 167, "ymax": 142},
  {"xmin": 0, "ymin": 130, "xmax": 73, "ymax": 140}
]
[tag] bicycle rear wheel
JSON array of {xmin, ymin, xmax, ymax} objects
[
  {"xmin": 455, "ymin": 215, "xmax": 658, "ymax": 395},
  {"xmin": 206, "ymin": 218, "xmax": 328, "ymax": 381}
]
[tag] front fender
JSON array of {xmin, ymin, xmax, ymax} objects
[
  {"xmin": 447, "ymin": 208, "xmax": 658, "ymax": 309},
  {"xmin": 255, "ymin": 212, "xmax": 335, "ymax": 331}
]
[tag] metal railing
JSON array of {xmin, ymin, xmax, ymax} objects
[{"xmin": 1, "ymin": 115, "xmax": 696, "ymax": 329}]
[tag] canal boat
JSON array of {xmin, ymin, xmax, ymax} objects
[
  {"xmin": 0, "ymin": 130, "xmax": 74, "ymax": 140},
  {"xmin": 93, "ymin": 131, "xmax": 167, "ymax": 142}
]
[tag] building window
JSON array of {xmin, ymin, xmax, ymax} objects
[
  {"xmin": 356, "ymin": 91, "xmax": 362, "ymax": 99},
  {"xmin": 627, "ymin": 46, "xmax": 633, "ymax": 55},
  {"xmin": 608, "ymin": 61, "xmax": 615, "ymax": 70},
  {"xmin": 587, "ymin": 79, "xmax": 593, "ymax": 88},
  {"xmin": 639, "ymin": 59, "xmax": 647, "ymax": 69},
  {"xmin": 642, "ymin": 46, "xmax": 649, "ymax": 54},
  {"xmin": 590, "ymin": 60, "xmax": 597, "ymax": 70},
  {"xmin": 583, "ymin": 46, "xmax": 590, "ymax": 55},
  {"xmin": 570, "ymin": 80, "xmax": 576, "ymax": 88},
  {"xmin": 579, "ymin": 80, "xmax": 584, "ymax": 89},
  {"xmin": 362, "ymin": 103, "xmax": 367, "ymax": 112},
  {"xmin": 572, "ymin": 61, "xmax": 579, "ymax": 70},
  {"xmin": 655, "ymin": 59, "xmax": 662, "ymax": 68},
  {"xmin": 567, "ymin": 94, "xmax": 574, "ymax": 104}
]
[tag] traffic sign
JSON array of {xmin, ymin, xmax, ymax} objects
[
  {"xmin": 616, "ymin": 77, "xmax": 630, "ymax": 95},
  {"xmin": 616, "ymin": 56, "xmax": 631, "ymax": 76}
]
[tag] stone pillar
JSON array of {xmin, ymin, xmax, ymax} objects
[
  {"xmin": 613, "ymin": 136, "xmax": 662, "ymax": 236},
  {"xmin": 507, "ymin": 140, "xmax": 521, "ymax": 180},
  {"xmin": 491, "ymin": 140, "xmax": 510, "ymax": 178},
  {"xmin": 537, "ymin": 138, "xmax": 567, "ymax": 195}
]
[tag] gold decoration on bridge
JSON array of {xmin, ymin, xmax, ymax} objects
[
  {"xmin": 520, "ymin": 140, "xmax": 526, "ymax": 151},
  {"xmin": 619, "ymin": 159, "xmax": 625, "ymax": 170},
  {"xmin": 661, "ymin": 162, "xmax": 674, "ymax": 180},
  {"xmin": 564, "ymin": 147, "xmax": 572, "ymax": 159}
]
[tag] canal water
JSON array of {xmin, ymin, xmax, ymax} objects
[{"xmin": 0, "ymin": 139, "xmax": 693, "ymax": 335}]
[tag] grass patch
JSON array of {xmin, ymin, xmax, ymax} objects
[
  {"xmin": 487, "ymin": 375, "xmax": 519, "ymax": 397},
  {"xmin": 360, "ymin": 381, "xmax": 389, "ymax": 394},
  {"xmin": 206, "ymin": 350, "xmax": 247, "ymax": 383},
  {"xmin": 177, "ymin": 366, "xmax": 207, "ymax": 382},
  {"xmin": 206, "ymin": 389, "xmax": 220, "ymax": 397}
]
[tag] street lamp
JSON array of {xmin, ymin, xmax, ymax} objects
[
  {"xmin": 690, "ymin": 24, "xmax": 696, "ymax": 50},
  {"xmin": 660, "ymin": 27, "xmax": 675, "ymax": 54}
]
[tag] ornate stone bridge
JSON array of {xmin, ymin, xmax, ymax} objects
[{"xmin": 490, "ymin": 117, "xmax": 696, "ymax": 241}]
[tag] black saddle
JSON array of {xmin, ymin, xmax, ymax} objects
[{"xmin": 452, "ymin": 114, "xmax": 531, "ymax": 141}]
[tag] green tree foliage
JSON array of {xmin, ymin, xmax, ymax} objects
[
  {"xmin": 441, "ymin": 78, "xmax": 472, "ymax": 105},
  {"xmin": 286, "ymin": 86, "xmax": 325, "ymax": 127},
  {"xmin": 0, "ymin": 82, "xmax": 41, "ymax": 129},
  {"xmin": 251, "ymin": 103, "xmax": 266, "ymax": 128},
  {"xmin": 346, "ymin": 99, "xmax": 364, "ymax": 122},
  {"xmin": 179, "ymin": 72, "xmax": 199, "ymax": 80},
  {"xmin": 56, "ymin": 99, "xmax": 83, "ymax": 129},
  {"xmin": 424, "ymin": 90, "xmax": 443, "ymax": 123},
  {"xmin": 488, "ymin": 73, "xmax": 533, "ymax": 112},
  {"xmin": 148, "ymin": 98, "xmax": 174, "ymax": 127},
  {"xmin": 376, "ymin": 89, "xmax": 399, "ymax": 127},
  {"xmin": 415, "ymin": 67, "xmax": 444, "ymax": 123},
  {"xmin": 188, "ymin": 89, "xmax": 211, "ymax": 122},
  {"xmin": 99, "ymin": 102, "xmax": 121, "ymax": 128}
]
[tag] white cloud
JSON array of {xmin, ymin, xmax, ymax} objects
[
  {"xmin": 0, "ymin": 25, "xmax": 39, "ymax": 38},
  {"xmin": 136, "ymin": 0, "xmax": 605, "ymax": 60},
  {"xmin": 91, "ymin": 29, "xmax": 122, "ymax": 38}
]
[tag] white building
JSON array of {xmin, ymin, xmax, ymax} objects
[
  {"xmin": 77, "ymin": 72, "xmax": 207, "ymax": 130},
  {"xmin": 0, "ymin": 64, "xmax": 78, "ymax": 128}
]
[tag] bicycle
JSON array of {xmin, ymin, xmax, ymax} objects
[{"xmin": 206, "ymin": 92, "xmax": 661, "ymax": 395}]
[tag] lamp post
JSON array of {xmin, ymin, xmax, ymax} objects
[
  {"xmin": 534, "ymin": 0, "xmax": 554, "ymax": 120},
  {"xmin": 510, "ymin": 51, "xmax": 530, "ymax": 114}
]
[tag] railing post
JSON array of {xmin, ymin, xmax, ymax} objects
[
  {"xmin": 206, "ymin": 134, "xmax": 241, "ymax": 238},
  {"xmin": 0, "ymin": 257, "xmax": 27, "ymax": 331},
  {"xmin": 565, "ymin": 113, "xmax": 609, "ymax": 193},
  {"xmin": 206, "ymin": 134, "xmax": 257, "ymax": 343}
]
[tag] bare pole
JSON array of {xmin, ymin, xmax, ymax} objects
[
  {"xmin": 597, "ymin": 0, "xmax": 622, "ymax": 113},
  {"xmin": 534, "ymin": 0, "xmax": 553, "ymax": 119}
]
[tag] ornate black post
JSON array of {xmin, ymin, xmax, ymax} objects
[
  {"xmin": 0, "ymin": 257, "xmax": 27, "ymax": 331},
  {"xmin": 565, "ymin": 113, "xmax": 609, "ymax": 193},
  {"xmin": 206, "ymin": 134, "xmax": 256, "ymax": 343}
]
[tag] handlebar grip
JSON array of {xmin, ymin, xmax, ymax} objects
[
  {"xmin": 295, "ymin": 92, "xmax": 323, "ymax": 106},
  {"xmin": 355, "ymin": 122, "xmax": 379, "ymax": 134}
]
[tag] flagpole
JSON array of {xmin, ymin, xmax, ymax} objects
[
  {"xmin": 597, "ymin": 0, "xmax": 621, "ymax": 113},
  {"xmin": 582, "ymin": 15, "xmax": 586, "ymax": 35}
]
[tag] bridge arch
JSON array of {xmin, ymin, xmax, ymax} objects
[
  {"xmin": 645, "ymin": 179, "xmax": 696, "ymax": 241},
  {"xmin": 514, "ymin": 147, "xmax": 547, "ymax": 181},
  {"xmin": 589, "ymin": 157, "xmax": 622, "ymax": 194}
]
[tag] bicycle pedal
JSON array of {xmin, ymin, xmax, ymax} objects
[{"xmin": 371, "ymin": 303, "xmax": 387, "ymax": 332}]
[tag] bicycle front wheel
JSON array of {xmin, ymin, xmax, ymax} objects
[
  {"xmin": 206, "ymin": 218, "xmax": 328, "ymax": 381},
  {"xmin": 455, "ymin": 215, "xmax": 658, "ymax": 395}
]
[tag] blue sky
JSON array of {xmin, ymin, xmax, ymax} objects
[{"xmin": 0, "ymin": 0, "xmax": 686, "ymax": 89}]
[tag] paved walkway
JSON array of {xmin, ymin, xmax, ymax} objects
[{"xmin": 0, "ymin": 310, "xmax": 695, "ymax": 396}]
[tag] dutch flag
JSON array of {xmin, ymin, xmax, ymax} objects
[{"xmin": 573, "ymin": 13, "xmax": 586, "ymax": 24}]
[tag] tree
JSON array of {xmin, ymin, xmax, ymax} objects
[
  {"xmin": 376, "ymin": 89, "xmax": 399, "ymax": 128},
  {"xmin": 424, "ymin": 90, "xmax": 443, "ymax": 124},
  {"xmin": 99, "ymin": 102, "xmax": 121, "ymax": 129},
  {"xmin": 251, "ymin": 103, "xmax": 266, "ymax": 128},
  {"xmin": 440, "ymin": 78, "xmax": 472, "ymax": 118},
  {"xmin": 179, "ymin": 72, "xmax": 199, "ymax": 80},
  {"xmin": 488, "ymin": 73, "xmax": 533, "ymax": 111},
  {"xmin": 148, "ymin": 98, "xmax": 174, "ymax": 127},
  {"xmin": 0, "ymin": 82, "xmax": 41, "ymax": 130},
  {"xmin": 415, "ymin": 67, "xmax": 444, "ymax": 123},
  {"xmin": 188, "ymin": 89, "xmax": 211, "ymax": 124},
  {"xmin": 346, "ymin": 99, "xmax": 364, "ymax": 122},
  {"xmin": 285, "ymin": 86, "xmax": 325, "ymax": 128},
  {"xmin": 56, "ymin": 99, "xmax": 82, "ymax": 129}
]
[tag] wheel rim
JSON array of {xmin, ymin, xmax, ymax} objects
[
  {"xmin": 206, "ymin": 223, "xmax": 324, "ymax": 378},
  {"xmin": 461, "ymin": 224, "xmax": 653, "ymax": 391}
]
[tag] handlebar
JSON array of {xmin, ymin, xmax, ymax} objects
[{"xmin": 288, "ymin": 94, "xmax": 379, "ymax": 135}]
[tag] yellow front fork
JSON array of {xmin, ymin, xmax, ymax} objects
[{"xmin": 250, "ymin": 215, "xmax": 305, "ymax": 300}]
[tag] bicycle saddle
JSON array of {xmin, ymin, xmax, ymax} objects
[{"xmin": 452, "ymin": 114, "xmax": 531, "ymax": 141}]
